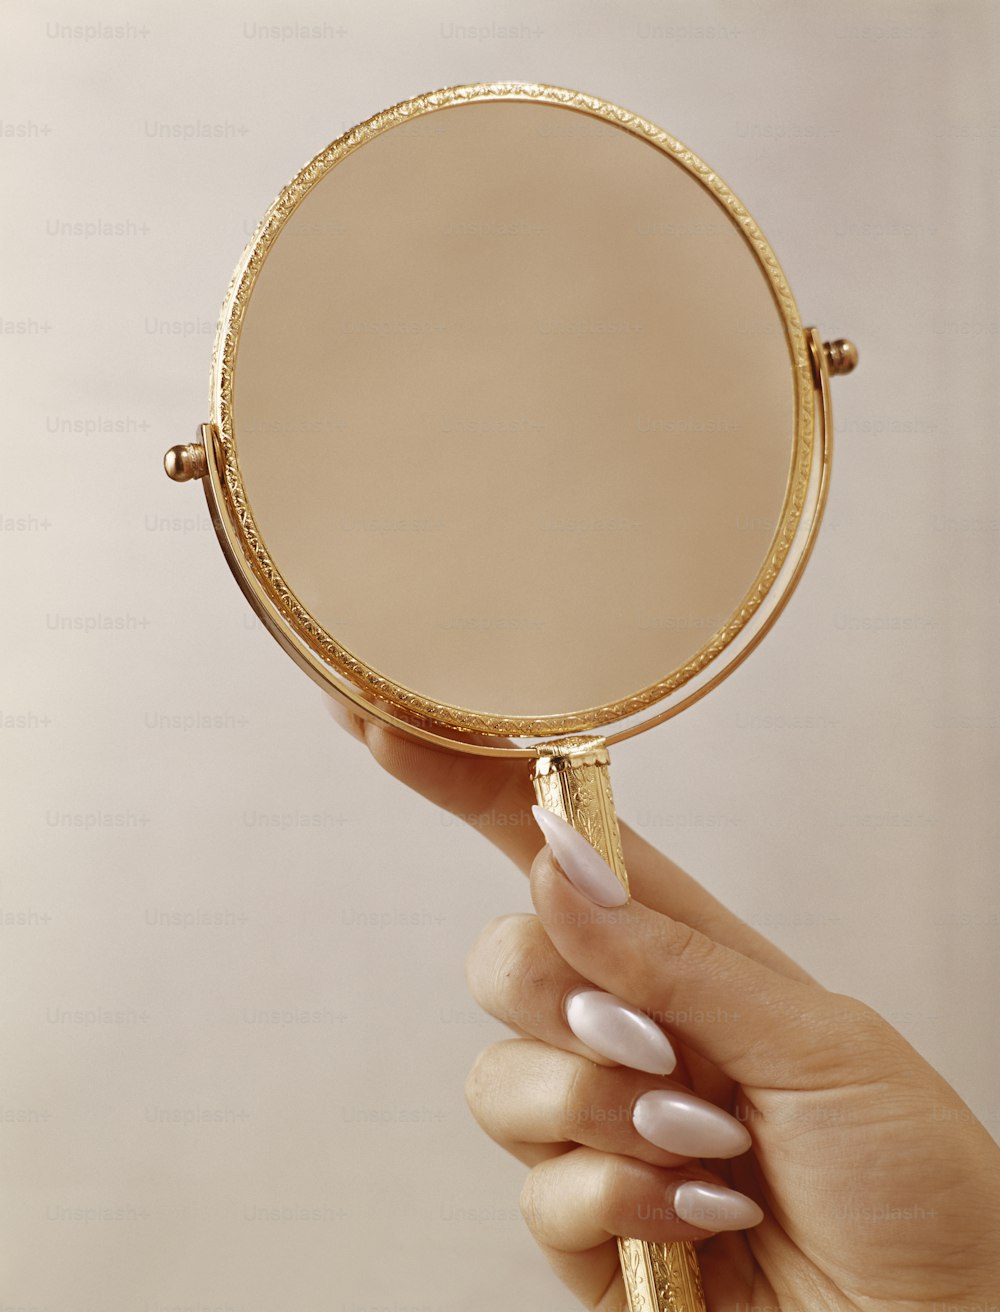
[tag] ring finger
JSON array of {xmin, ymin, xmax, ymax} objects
[{"xmin": 466, "ymin": 1037, "xmax": 752, "ymax": 1169}]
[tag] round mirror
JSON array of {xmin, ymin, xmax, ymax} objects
[{"xmin": 192, "ymin": 84, "xmax": 835, "ymax": 752}]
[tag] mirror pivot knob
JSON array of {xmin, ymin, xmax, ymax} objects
[
  {"xmin": 823, "ymin": 338, "xmax": 859, "ymax": 375},
  {"xmin": 164, "ymin": 440, "xmax": 208, "ymax": 482}
]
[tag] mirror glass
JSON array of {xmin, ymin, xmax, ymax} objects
[{"xmin": 233, "ymin": 99, "xmax": 796, "ymax": 719}]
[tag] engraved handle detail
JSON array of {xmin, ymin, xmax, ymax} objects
[{"xmin": 530, "ymin": 736, "xmax": 707, "ymax": 1312}]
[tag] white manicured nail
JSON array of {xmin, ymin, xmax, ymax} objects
[
  {"xmin": 634, "ymin": 1089, "xmax": 751, "ymax": 1158},
  {"xmin": 565, "ymin": 988, "xmax": 676, "ymax": 1075},
  {"xmin": 673, "ymin": 1181, "xmax": 763, "ymax": 1231},
  {"xmin": 531, "ymin": 807, "xmax": 629, "ymax": 907}
]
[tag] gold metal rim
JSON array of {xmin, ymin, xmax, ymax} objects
[{"xmin": 209, "ymin": 80, "xmax": 816, "ymax": 743}]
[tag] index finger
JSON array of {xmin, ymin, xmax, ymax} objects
[{"xmin": 325, "ymin": 694, "xmax": 813, "ymax": 983}]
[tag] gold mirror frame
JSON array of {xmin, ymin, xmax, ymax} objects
[{"xmin": 170, "ymin": 81, "xmax": 852, "ymax": 758}]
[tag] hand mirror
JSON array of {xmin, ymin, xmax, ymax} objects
[{"xmin": 163, "ymin": 82, "xmax": 856, "ymax": 1310}]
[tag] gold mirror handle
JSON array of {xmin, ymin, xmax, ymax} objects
[{"xmin": 531, "ymin": 737, "xmax": 707, "ymax": 1312}]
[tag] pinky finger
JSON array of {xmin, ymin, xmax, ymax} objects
[{"xmin": 519, "ymin": 1147, "xmax": 763, "ymax": 1307}]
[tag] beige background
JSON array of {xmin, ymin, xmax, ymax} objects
[{"xmin": 2, "ymin": 2, "xmax": 998, "ymax": 1308}]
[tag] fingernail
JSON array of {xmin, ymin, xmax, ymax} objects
[
  {"xmin": 531, "ymin": 806, "xmax": 629, "ymax": 907},
  {"xmin": 565, "ymin": 988, "xmax": 676, "ymax": 1076},
  {"xmin": 673, "ymin": 1181, "xmax": 763, "ymax": 1231},
  {"xmin": 634, "ymin": 1090, "xmax": 751, "ymax": 1158}
]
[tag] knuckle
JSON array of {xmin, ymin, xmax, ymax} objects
[
  {"xmin": 463, "ymin": 1042, "xmax": 504, "ymax": 1125},
  {"xmin": 463, "ymin": 914, "xmax": 517, "ymax": 1005},
  {"xmin": 518, "ymin": 1166, "xmax": 544, "ymax": 1236},
  {"xmin": 584, "ymin": 1151, "xmax": 627, "ymax": 1231},
  {"xmin": 826, "ymin": 992, "xmax": 890, "ymax": 1039},
  {"xmin": 519, "ymin": 1151, "xmax": 627, "ymax": 1251},
  {"xmin": 817, "ymin": 991, "xmax": 913, "ymax": 1072},
  {"xmin": 464, "ymin": 914, "xmax": 514, "ymax": 987},
  {"xmin": 666, "ymin": 918, "xmax": 716, "ymax": 971},
  {"xmin": 593, "ymin": 1151, "xmax": 621, "ymax": 1211},
  {"xmin": 465, "ymin": 912, "xmax": 548, "ymax": 1028},
  {"xmin": 466, "ymin": 913, "xmax": 527, "ymax": 975},
  {"xmin": 557, "ymin": 1058, "xmax": 588, "ymax": 1141},
  {"xmin": 462, "ymin": 1049, "xmax": 486, "ymax": 1119},
  {"xmin": 637, "ymin": 911, "xmax": 709, "ymax": 974}
]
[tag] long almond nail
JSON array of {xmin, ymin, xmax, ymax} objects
[
  {"xmin": 531, "ymin": 806, "xmax": 629, "ymax": 907},
  {"xmin": 565, "ymin": 989, "xmax": 676, "ymax": 1075},
  {"xmin": 673, "ymin": 1181, "xmax": 763, "ymax": 1231},
  {"xmin": 634, "ymin": 1089, "xmax": 751, "ymax": 1158}
]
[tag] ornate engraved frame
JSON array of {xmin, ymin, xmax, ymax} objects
[{"xmin": 201, "ymin": 81, "xmax": 829, "ymax": 757}]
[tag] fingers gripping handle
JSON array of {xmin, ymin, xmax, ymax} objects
[{"xmin": 530, "ymin": 736, "xmax": 707, "ymax": 1312}]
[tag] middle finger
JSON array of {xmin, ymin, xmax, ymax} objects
[{"xmin": 467, "ymin": 912, "xmax": 678, "ymax": 1076}]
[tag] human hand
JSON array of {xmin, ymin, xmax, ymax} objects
[{"xmin": 327, "ymin": 699, "xmax": 1000, "ymax": 1309}]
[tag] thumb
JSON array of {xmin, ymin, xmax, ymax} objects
[{"xmin": 529, "ymin": 808, "xmax": 908, "ymax": 1094}]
